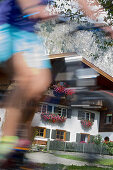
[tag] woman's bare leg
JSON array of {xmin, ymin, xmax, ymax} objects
[{"xmin": 3, "ymin": 52, "xmax": 51, "ymax": 138}]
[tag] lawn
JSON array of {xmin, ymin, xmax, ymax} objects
[
  {"xmin": 41, "ymin": 164, "xmax": 111, "ymax": 170},
  {"xmin": 54, "ymin": 154, "xmax": 86, "ymax": 162},
  {"xmin": 54, "ymin": 154, "xmax": 113, "ymax": 167},
  {"xmin": 97, "ymin": 159, "xmax": 113, "ymax": 166}
]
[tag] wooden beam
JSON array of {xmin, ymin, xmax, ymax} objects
[
  {"xmin": 49, "ymin": 52, "xmax": 77, "ymax": 60},
  {"xmin": 82, "ymin": 58, "xmax": 113, "ymax": 83}
]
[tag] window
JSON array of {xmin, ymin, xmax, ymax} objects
[
  {"xmin": 62, "ymin": 108, "xmax": 67, "ymax": 117},
  {"xmin": 80, "ymin": 133, "xmax": 90, "ymax": 143},
  {"xmin": 35, "ymin": 127, "xmax": 46, "ymax": 138},
  {"xmin": 56, "ymin": 130, "xmax": 66, "ymax": 141},
  {"xmin": 86, "ymin": 113, "xmax": 90, "ymax": 120},
  {"xmin": 54, "ymin": 106, "xmax": 58, "ymax": 114},
  {"xmin": 105, "ymin": 114, "xmax": 112, "ymax": 124},
  {"xmin": 42, "ymin": 105, "xmax": 47, "ymax": 113},
  {"xmin": 47, "ymin": 105, "xmax": 52, "ymax": 113},
  {"xmin": 54, "ymin": 106, "xmax": 67, "ymax": 117},
  {"xmin": 40, "ymin": 104, "xmax": 52, "ymax": 113},
  {"xmin": 51, "ymin": 130, "xmax": 70, "ymax": 141},
  {"xmin": 54, "ymin": 106, "xmax": 62, "ymax": 116},
  {"xmin": 78, "ymin": 111, "xmax": 95, "ymax": 122},
  {"xmin": 40, "ymin": 104, "xmax": 67, "ymax": 117},
  {"xmin": 37, "ymin": 104, "xmax": 42, "ymax": 112}
]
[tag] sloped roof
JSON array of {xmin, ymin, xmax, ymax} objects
[{"xmin": 49, "ymin": 52, "xmax": 113, "ymax": 83}]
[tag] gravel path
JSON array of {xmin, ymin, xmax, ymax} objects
[{"xmin": 27, "ymin": 152, "xmax": 86, "ymax": 166}]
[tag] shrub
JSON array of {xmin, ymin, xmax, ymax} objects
[
  {"xmin": 104, "ymin": 141, "xmax": 113, "ymax": 155},
  {"xmin": 92, "ymin": 135, "xmax": 103, "ymax": 145}
]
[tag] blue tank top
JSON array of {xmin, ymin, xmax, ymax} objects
[{"xmin": 0, "ymin": 0, "xmax": 49, "ymax": 32}]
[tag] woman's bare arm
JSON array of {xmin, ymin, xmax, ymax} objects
[
  {"xmin": 77, "ymin": 0, "xmax": 113, "ymax": 38},
  {"xmin": 17, "ymin": 0, "xmax": 58, "ymax": 20},
  {"xmin": 17, "ymin": 0, "xmax": 41, "ymax": 10}
]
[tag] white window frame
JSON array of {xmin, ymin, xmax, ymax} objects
[
  {"xmin": 53, "ymin": 106, "xmax": 67, "ymax": 118},
  {"xmin": 78, "ymin": 110, "xmax": 95, "ymax": 121},
  {"xmin": 41, "ymin": 104, "xmax": 47, "ymax": 113},
  {"xmin": 40, "ymin": 103, "xmax": 67, "ymax": 118},
  {"xmin": 80, "ymin": 133, "xmax": 90, "ymax": 143},
  {"xmin": 105, "ymin": 114, "xmax": 112, "ymax": 124}
]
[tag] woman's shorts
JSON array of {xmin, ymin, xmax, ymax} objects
[{"xmin": 0, "ymin": 23, "xmax": 51, "ymax": 69}]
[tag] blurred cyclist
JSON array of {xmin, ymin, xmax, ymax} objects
[
  {"xmin": 0, "ymin": 0, "xmax": 112, "ymax": 161},
  {"xmin": 0, "ymin": 0, "xmax": 57, "ymax": 160}
]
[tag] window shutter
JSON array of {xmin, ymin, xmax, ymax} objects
[
  {"xmin": 66, "ymin": 131, "xmax": 70, "ymax": 141},
  {"xmin": 89, "ymin": 135, "xmax": 94, "ymax": 143},
  {"xmin": 91, "ymin": 113, "xmax": 95, "ymax": 122},
  {"xmin": 76, "ymin": 133, "xmax": 81, "ymax": 143},
  {"xmin": 46, "ymin": 129, "xmax": 50, "ymax": 138},
  {"xmin": 51, "ymin": 130, "xmax": 56, "ymax": 139},
  {"xmin": 67, "ymin": 108, "xmax": 72, "ymax": 118},
  {"xmin": 78, "ymin": 111, "xmax": 83, "ymax": 120}
]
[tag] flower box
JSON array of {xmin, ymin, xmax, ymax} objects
[
  {"xmin": 41, "ymin": 113, "xmax": 66, "ymax": 123},
  {"xmin": 81, "ymin": 119, "xmax": 93, "ymax": 128}
]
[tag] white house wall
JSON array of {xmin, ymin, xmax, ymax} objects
[
  {"xmin": 71, "ymin": 108, "xmax": 100, "ymax": 142},
  {"xmin": 0, "ymin": 108, "xmax": 6, "ymax": 136},
  {"xmin": 32, "ymin": 108, "xmax": 100, "ymax": 142},
  {"xmin": 99, "ymin": 132, "xmax": 113, "ymax": 141},
  {"xmin": 32, "ymin": 112, "xmax": 73, "ymax": 140}
]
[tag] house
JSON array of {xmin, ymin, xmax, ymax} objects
[
  {"xmin": 31, "ymin": 53, "xmax": 113, "ymax": 144},
  {"xmin": 0, "ymin": 53, "xmax": 113, "ymax": 144}
]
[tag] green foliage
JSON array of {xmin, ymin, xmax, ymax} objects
[
  {"xmin": 96, "ymin": 158, "xmax": 113, "ymax": 166},
  {"xmin": 40, "ymin": 164, "xmax": 107, "ymax": 170},
  {"xmin": 107, "ymin": 141, "xmax": 113, "ymax": 147},
  {"xmin": 104, "ymin": 141, "xmax": 113, "ymax": 155},
  {"xmin": 108, "ymin": 147, "xmax": 113, "ymax": 155},
  {"xmin": 92, "ymin": 33, "xmax": 113, "ymax": 60},
  {"xmin": 55, "ymin": 154, "xmax": 113, "ymax": 167},
  {"xmin": 92, "ymin": 135, "xmax": 103, "ymax": 145},
  {"xmin": 98, "ymin": 0, "xmax": 113, "ymax": 16},
  {"xmin": 55, "ymin": 154, "xmax": 86, "ymax": 162},
  {"xmin": 67, "ymin": 165, "xmax": 107, "ymax": 170}
]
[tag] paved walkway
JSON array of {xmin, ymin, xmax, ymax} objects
[{"xmin": 26, "ymin": 152, "xmax": 111, "ymax": 168}]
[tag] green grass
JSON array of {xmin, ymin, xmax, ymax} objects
[
  {"xmin": 54, "ymin": 154, "xmax": 113, "ymax": 167},
  {"xmin": 54, "ymin": 154, "xmax": 86, "ymax": 162},
  {"xmin": 38, "ymin": 163, "xmax": 112, "ymax": 170},
  {"xmin": 66, "ymin": 165, "xmax": 111, "ymax": 170},
  {"xmin": 96, "ymin": 159, "xmax": 113, "ymax": 166}
]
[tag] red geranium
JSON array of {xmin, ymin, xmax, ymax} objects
[
  {"xmin": 41, "ymin": 113, "xmax": 66, "ymax": 123},
  {"xmin": 81, "ymin": 120, "xmax": 93, "ymax": 128}
]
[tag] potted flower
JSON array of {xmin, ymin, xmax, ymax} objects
[
  {"xmin": 41, "ymin": 113, "xmax": 66, "ymax": 123},
  {"xmin": 81, "ymin": 119, "xmax": 93, "ymax": 129},
  {"xmin": 53, "ymin": 83, "xmax": 65, "ymax": 97}
]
